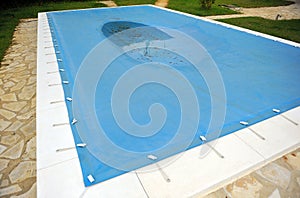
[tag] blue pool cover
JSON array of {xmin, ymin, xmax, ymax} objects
[{"xmin": 46, "ymin": 5, "xmax": 300, "ymax": 186}]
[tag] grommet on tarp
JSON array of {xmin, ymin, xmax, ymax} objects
[
  {"xmin": 57, "ymin": 58, "xmax": 62, "ymax": 62},
  {"xmin": 66, "ymin": 97, "xmax": 72, "ymax": 102},
  {"xmin": 240, "ymin": 121, "xmax": 249, "ymax": 126},
  {"xmin": 59, "ymin": 68, "xmax": 65, "ymax": 72},
  {"xmin": 56, "ymin": 51, "xmax": 60, "ymax": 54},
  {"xmin": 71, "ymin": 118, "xmax": 78, "ymax": 125},
  {"xmin": 62, "ymin": 81, "xmax": 69, "ymax": 84},
  {"xmin": 87, "ymin": 174, "xmax": 95, "ymax": 183},
  {"xmin": 272, "ymin": 108, "xmax": 281, "ymax": 113},
  {"xmin": 147, "ymin": 154, "xmax": 157, "ymax": 161},
  {"xmin": 199, "ymin": 135, "xmax": 207, "ymax": 142},
  {"xmin": 76, "ymin": 143, "xmax": 87, "ymax": 148}
]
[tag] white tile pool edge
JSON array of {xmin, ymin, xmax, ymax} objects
[{"xmin": 37, "ymin": 7, "xmax": 300, "ymax": 198}]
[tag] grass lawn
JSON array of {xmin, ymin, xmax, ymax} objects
[
  {"xmin": 216, "ymin": 0, "xmax": 294, "ymax": 8},
  {"xmin": 218, "ymin": 17, "xmax": 300, "ymax": 43},
  {"xmin": 0, "ymin": 1, "xmax": 106, "ymax": 63},
  {"xmin": 116, "ymin": 0, "xmax": 294, "ymax": 9},
  {"xmin": 115, "ymin": 0, "xmax": 155, "ymax": 6},
  {"xmin": 167, "ymin": 0, "xmax": 237, "ymax": 16},
  {"xmin": 167, "ymin": 0, "xmax": 294, "ymax": 16},
  {"xmin": 167, "ymin": 0, "xmax": 299, "ymax": 43}
]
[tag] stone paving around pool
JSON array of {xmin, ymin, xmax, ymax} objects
[
  {"xmin": 98, "ymin": 1, "xmax": 117, "ymax": 7},
  {"xmin": 0, "ymin": 19, "xmax": 36, "ymax": 198},
  {"xmin": 204, "ymin": 148, "xmax": 300, "ymax": 198},
  {"xmin": 155, "ymin": 0, "xmax": 169, "ymax": 8},
  {"xmin": 0, "ymin": 3, "xmax": 300, "ymax": 197}
]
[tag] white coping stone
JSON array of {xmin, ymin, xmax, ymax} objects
[
  {"xmin": 37, "ymin": 157, "xmax": 85, "ymax": 198},
  {"xmin": 136, "ymin": 134, "xmax": 265, "ymax": 198},
  {"xmin": 37, "ymin": 13, "xmax": 77, "ymax": 171},
  {"xmin": 282, "ymin": 106, "xmax": 300, "ymax": 125},
  {"xmin": 82, "ymin": 173, "xmax": 147, "ymax": 198},
  {"xmin": 37, "ymin": 120, "xmax": 77, "ymax": 170},
  {"xmin": 235, "ymin": 113, "xmax": 300, "ymax": 160},
  {"xmin": 37, "ymin": 72, "xmax": 65, "ymax": 107},
  {"xmin": 37, "ymin": 8, "xmax": 300, "ymax": 198}
]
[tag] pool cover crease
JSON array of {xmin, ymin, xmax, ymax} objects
[{"xmin": 46, "ymin": 5, "xmax": 300, "ymax": 186}]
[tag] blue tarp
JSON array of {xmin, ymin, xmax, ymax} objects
[{"xmin": 46, "ymin": 5, "xmax": 300, "ymax": 186}]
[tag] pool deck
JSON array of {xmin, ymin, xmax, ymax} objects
[
  {"xmin": 0, "ymin": 5, "xmax": 299, "ymax": 198},
  {"xmin": 37, "ymin": 6, "xmax": 300, "ymax": 198}
]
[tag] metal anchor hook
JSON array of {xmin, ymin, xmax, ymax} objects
[
  {"xmin": 199, "ymin": 136, "xmax": 224, "ymax": 159},
  {"xmin": 147, "ymin": 155, "xmax": 171, "ymax": 182}
]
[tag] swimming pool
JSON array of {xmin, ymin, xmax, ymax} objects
[{"xmin": 45, "ymin": 5, "xmax": 300, "ymax": 186}]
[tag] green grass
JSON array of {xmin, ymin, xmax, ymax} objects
[
  {"xmin": 116, "ymin": 0, "xmax": 294, "ymax": 8},
  {"xmin": 0, "ymin": 1, "xmax": 106, "ymax": 63},
  {"xmin": 167, "ymin": 0, "xmax": 294, "ymax": 17},
  {"xmin": 215, "ymin": 0, "xmax": 294, "ymax": 8},
  {"xmin": 115, "ymin": 0, "xmax": 155, "ymax": 6},
  {"xmin": 167, "ymin": 0, "xmax": 238, "ymax": 16},
  {"xmin": 218, "ymin": 17, "xmax": 300, "ymax": 43},
  {"xmin": 166, "ymin": 1, "xmax": 300, "ymax": 43}
]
